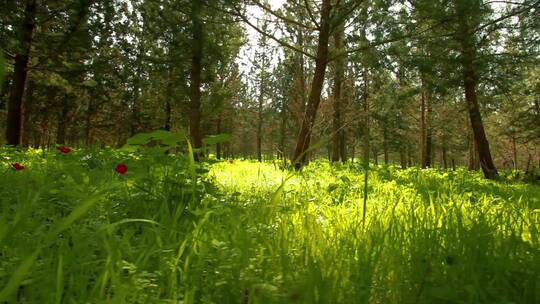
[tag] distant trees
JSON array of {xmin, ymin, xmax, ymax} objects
[{"xmin": 0, "ymin": 0, "xmax": 538, "ymax": 178}]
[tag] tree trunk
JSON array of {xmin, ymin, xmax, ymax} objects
[
  {"xmin": 511, "ymin": 136, "xmax": 517, "ymax": 169},
  {"xmin": 420, "ymin": 76, "xmax": 432, "ymax": 168},
  {"xmin": 56, "ymin": 94, "xmax": 70, "ymax": 144},
  {"xmin": 442, "ymin": 137, "xmax": 448, "ymax": 169},
  {"xmin": 131, "ymin": 17, "xmax": 149, "ymax": 136},
  {"xmin": 164, "ymin": 67, "xmax": 174, "ymax": 131},
  {"xmin": 331, "ymin": 24, "xmax": 345, "ymax": 163},
  {"xmin": 257, "ymin": 74, "xmax": 264, "ymax": 163},
  {"xmin": 21, "ymin": 78, "xmax": 35, "ymax": 146},
  {"xmin": 279, "ymin": 100, "xmax": 287, "ymax": 160},
  {"xmin": 292, "ymin": 0, "xmax": 332, "ymax": 169},
  {"xmin": 400, "ymin": 148, "xmax": 407, "ymax": 169},
  {"xmin": 6, "ymin": 0, "xmax": 36, "ymax": 146},
  {"xmin": 216, "ymin": 116, "xmax": 222, "ymax": 160},
  {"xmin": 85, "ymin": 98, "xmax": 94, "ymax": 146},
  {"xmin": 362, "ymin": 66, "xmax": 371, "ymax": 169},
  {"xmin": 457, "ymin": 8, "xmax": 498, "ymax": 179},
  {"xmin": 189, "ymin": 0, "xmax": 204, "ymax": 160},
  {"xmin": 383, "ymin": 128, "xmax": 389, "ymax": 164},
  {"xmin": 294, "ymin": 31, "xmax": 307, "ymax": 130}
]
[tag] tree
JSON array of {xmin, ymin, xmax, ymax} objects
[{"xmin": 5, "ymin": 0, "xmax": 36, "ymax": 145}]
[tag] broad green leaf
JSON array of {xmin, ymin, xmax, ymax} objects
[
  {"xmin": 202, "ymin": 133, "xmax": 231, "ymax": 145},
  {"xmin": 127, "ymin": 133, "xmax": 154, "ymax": 145}
]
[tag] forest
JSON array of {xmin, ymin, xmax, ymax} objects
[{"xmin": 0, "ymin": 0, "xmax": 539, "ymax": 303}]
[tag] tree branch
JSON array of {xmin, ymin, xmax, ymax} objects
[
  {"xmin": 250, "ymin": 0, "xmax": 316, "ymax": 31},
  {"xmin": 230, "ymin": 5, "xmax": 316, "ymax": 60}
]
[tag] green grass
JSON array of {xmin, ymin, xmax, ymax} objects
[{"xmin": 0, "ymin": 148, "xmax": 539, "ymax": 303}]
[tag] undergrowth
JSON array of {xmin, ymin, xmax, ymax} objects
[{"xmin": 0, "ymin": 148, "xmax": 538, "ymax": 303}]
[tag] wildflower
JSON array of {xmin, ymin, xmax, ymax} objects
[
  {"xmin": 115, "ymin": 163, "xmax": 128, "ymax": 174},
  {"xmin": 11, "ymin": 163, "xmax": 25, "ymax": 171},
  {"xmin": 57, "ymin": 146, "xmax": 73, "ymax": 154}
]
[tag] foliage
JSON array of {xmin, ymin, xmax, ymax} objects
[{"xmin": 0, "ymin": 149, "xmax": 538, "ymax": 303}]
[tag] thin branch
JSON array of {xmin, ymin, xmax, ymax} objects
[
  {"xmin": 304, "ymin": 0, "xmax": 320, "ymax": 29},
  {"xmin": 331, "ymin": 0, "xmax": 365, "ymax": 35},
  {"xmin": 473, "ymin": 0, "xmax": 540, "ymax": 34},
  {"xmin": 230, "ymin": 5, "xmax": 316, "ymax": 60},
  {"xmin": 250, "ymin": 0, "xmax": 316, "ymax": 31}
]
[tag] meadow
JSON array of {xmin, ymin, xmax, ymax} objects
[{"xmin": 0, "ymin": 147, "xmax": 538, "ymax": 303}]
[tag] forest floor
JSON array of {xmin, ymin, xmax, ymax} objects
[{"xmin": 0, "ymin": 148, "xmax": 539, "ymax": 303}]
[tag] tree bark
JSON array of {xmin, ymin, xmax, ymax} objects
[
  {"xmin": 511, "ymin": 136, "xmax": 517, "ymax": 169},
  {"xmin": 442, "ymin": 137, "xmax": 448, "ymax": 169},
  {"xmin": 56, "ymin": 94, "xmax": 70, "ymax": 144},
  {"xmin": 216, "ymin": 116, "xmax": 222, "ymax": 159},
  {"xmin": 293, "ymin": 30, "xmax": 307, "ymax": 130},
  {"xmin": 21, "ymin": 78, "xmax": 35, "ymax": 146},
  {"xmin": 164, "ymin": 66, "xmax": 174, "ymax": 131},
  {"xmin": 400, "ymin": 148, "xmax": 407, "ymax": 169},
  {"xmin": 420, "ymin": 76, "xmax": 432, "ymax": 168},
  {"xmin": 85, "ymin": 98, "xmax": 94, "ymax": 146},
  {"xmin": 256, "ymin": 68, "xmax": 265, "ymax": 162},
  {"xmin": 6, "ymin": 0, "xmax": 36, "ymax": 146},
  {"xmin": 456, "ymin": 3, "xmax": 498, "ymax": 179},
  {"xmin": 383, "ymin": 131, "xmax": 389, "ymax": 165},
  {"xmin": 278, "ymin": 98, "xmax": 287, "ymax": 160},
  {"xmin": 189, "ymin": 0, "xmax": 204, "ymax": 160},
  {"xmin": 331, "ymin": 24, "xmax": 345, "ymax": 163},
  {"xmin": 292, "ymin": 0, "xmax": 332, "ymax": 169}
]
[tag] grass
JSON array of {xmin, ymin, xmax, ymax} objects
[{"xmin": 0, "ymin": 148, "xmax": 539, "ymax": 303}]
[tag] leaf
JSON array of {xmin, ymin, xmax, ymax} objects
[
  {"xmin": 340, "ymin": 175, "xmax": 351, "ymax": 183},
  {"xmin": 127, "ymin": 133, "xmax": 154, "ymax": 145},
  {"xmin": 125, "ymin": 130, "xmax": 186, "ymax": 148},
  {"xmin": 150, "ymin": 130, "xmax": 185, "ymax": 146},
  {"xmin": 328, "ymin": 183, "xmax": 339, "ymax": 192},
  {"xmin": 202, "ymin": 133, "xmax": 231, "ymax": 145}
]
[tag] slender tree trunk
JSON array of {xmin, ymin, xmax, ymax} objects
[
  {"xmin": 216, "ymin": 116, "xmax": 222, "ymax": 160},
  {"xmin": 362, "ymin": 66, "xmax": 371, "ymax": 168},
  {"xmin": 331, "ymin": 24, "xmax": 345, "ymax": 163},
  {"xmin": 511, "ymin": 136, "xmax": 517, "ymax": 169},
  {"xmin": 279, "ymin": 101, "xmax": 287, "ymax": 160},
  {"xmin": 420, "ymin": 76, "xmax": 432, "ymax": 168},
  {"xmin": 442, "ymin": 136, "xmax": 448, "ymax": 169},
  {"xmin": 421, "ymin": 87, "xmax": 426, "ymax": 168},
  {"xmin": 164, "ymin": 67, "xmax": 174, "ymax": 131},
  {"xmin": 189, "ymin": 0, "xmax": 204, "ymax": 160},
  {"xmin": 130, "ymin": 36, "xmax": 145, "ymax": 136},
  {"xmin": 383, "ymin": 128, "xmax": 389, "ymax": 164},
  {"xmin": 294, "ymin": 31, "xmax": 307, "ymax": 130},
  {"xmin": 257, "ymin": 76, "xmax": 264, "ymax": 162},
  {"xmin": 56, "ymin": 94, "xmax": 70, "ymax": 144},
  {"xmin": 85, "ymin": 98, "xmax": 94, "ymax": 146},
  {"xmin": 21, "ymin": 78, "xmax": 35, "ymax": 146},
  {"xmin": 6, "ymin": 0, "xmax": 36, "ymax": 145},
  {"xmin": 458, "ymin": 22, "xmax": 498, "ymax": 179},
  {"xmin": 292, "ymin": 0, "xmax": 332, "ymax": 169},
  {"xmin": 425, "ymin": 91, "xmax": 432, "ymax": 167},
  {"xmin": 400, "ymin": 148, "xmax": 407, "ymax": 169}
]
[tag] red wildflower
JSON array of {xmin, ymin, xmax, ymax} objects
[
  {"xmin": 115, "ymin": 163, "xmax": 128, "ymax": 174},
  {"xmin": 57, "ymin": 146, "xmax": 73, "ymax": 154},
  {"xmin": 11, "ymin": 163, "xmax": 25, "ymax": 171}
]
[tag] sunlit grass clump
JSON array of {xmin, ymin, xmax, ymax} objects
[{"xmin": 0, "ymin": 149, "xmax": 538, "ymax": 303}]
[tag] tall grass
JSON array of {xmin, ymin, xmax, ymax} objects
[{"xmin": 0, "ymin": 150, "xmax": 538, "ymax": 303}]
